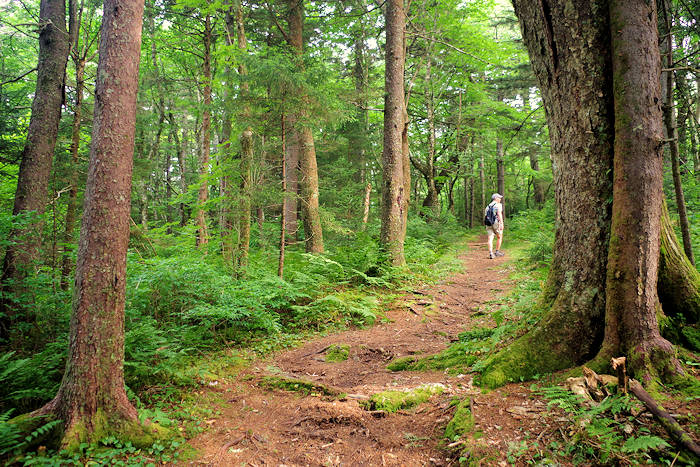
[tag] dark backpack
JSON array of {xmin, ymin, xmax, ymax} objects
[{"xmin": 484, "ymin": 203, "xmax": 497, "ymax": 226}]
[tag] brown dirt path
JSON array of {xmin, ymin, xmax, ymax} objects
[{"xmin": 181, "ymin": 238, "xmax": 568, "ymax": 466}]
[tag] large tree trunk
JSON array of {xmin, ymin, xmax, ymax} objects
[
  {"xmin": 1, "ymin": 0, "xmax": 70, "ymax": 338},
  {"xmin": 196, "ymin": 14, "xmax": 213, "ymax": 248},
  {"xmin": 380, "ymin": 0, "xmax": 407, "ymax": 266},
  {"xmin": 235, "ymin": 0, "xmax": 252, "ymax": 272},
  {"xmin": 286, "ymin": 0, "xmax": 323, "ymax": 253},
  {"xmin": 595, "ymin": 0, "xmax": 680, "ymax": 382},
  {"xmin": 480, "ymin": 0, "xmax": 614, "ymax": 388},
  {"xmin": 33, "ymin": 0, "xmax": 153, "ymax": 448},
  {"xmin": 659, "ymin": 0, "xmax": 694, "ymax": 266}
]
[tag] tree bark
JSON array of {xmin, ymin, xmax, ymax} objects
[
  {"xmin": 380, "ymin": 0, "xmax": 407, "ymax": 266},
  {"xmin": 659, "ymin": 0, "xmax": 694, "ymax": 266},
  {"xmin": 285, "ymin": 0, "xmax": 324, "ymax": 253},
  {"xmin": 196, "ymin": 14, "xmax": 213, "ymax": 248},
  {"xmin": 1, "ymin": 0, "xmax": 70, "ymax": 335},
  {"xmin": 595, "ymin": 0, "xmax": 680, "ymax": 382},
  {"xmin": 35, "ymin": 0, "xmax": 151, "ymax": 447}
]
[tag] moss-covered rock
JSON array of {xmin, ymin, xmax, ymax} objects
[
  {"xmin": 360, "ymin": 384, "xmax": 445, "ymax": 412},
  {"xmin": 325, "ymin": 344, "xmax": 350, "ymax": 362},
  {"xmin": 444, "ymin": 398, "xmax": 474, "ymax": 441}
]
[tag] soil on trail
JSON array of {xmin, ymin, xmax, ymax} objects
[
  {"xmin": 180, "ymin": 239, "xmax": 699, "ymax": 466},
  {"xmin": 182, "ymin": 239, "xmax": 547, "ymax": 466}
]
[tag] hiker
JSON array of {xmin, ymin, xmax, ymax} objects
[{"xmin": 485, "ymin": 193, "xmax": 504, "ymax": 259}]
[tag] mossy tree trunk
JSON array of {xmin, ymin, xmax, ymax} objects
[
  {"xmin": 0, "ymin": 0, "xmax": 69, "ymax": 340},
  {"xmin": 594, "ymin": 0, "xmax": 681, "ymax": 383},
  {"xmin": 380, "ymin": 0, "xmax": 407, "ymax": 266},
  {"xmin": 658, "ymin": 202, "xmax": 700, "ymax": 325},
  {"xmin": 34, "ymin": 0, "xmax": 153, "ymax": 448}
]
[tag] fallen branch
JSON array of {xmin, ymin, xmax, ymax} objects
[{"xmin": 628, "ymin": 379, "xmax": 700, "ymax": 458}]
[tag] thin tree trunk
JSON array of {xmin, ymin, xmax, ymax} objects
[
  {"xmin": 380, "ymin": 0, "xmax": 407, "ymax": 265},
  {"xmin": 596, "ymin": 0, "xmax": 680, "ymax": 381},
  {"xmin": 175, "ymin": 125, "xmax": 188, "ymax": 227},
  {"xmin": 479, "ymin": 153, "xmax": 485, "ymax": 210},
  {"xmin": 36, "ymin": 0, "xmax": 149, "ymax": 446},
  {"xmin": 279, "ymin": 114, "xmax": 286, "ymax": 278},
  {"xmin": 361, "ymin": 182, "xmax": 371, "ymax": 229},
  {"xmin": 60, "ymin": 56, "xmax": 85, "ymax": 290},
  {"xmin": 660, "ymin": 0, "xmax": 694, "ymax": 266},
  {"xmin": 283, "ymin": 117, "xmax": 299, "ymax": 240},
  {"xmin": 196, "ymin": 14, "xmax": 213, "ymax": 248},
  {"xmin": 496, "ymin": 137, "xmax": 505, "ymax": 197},
  {"xmin": 165, "ymin": 127, "xmax": 173, "ymax": 232},
  {"xmin": 1, "ymin": 0, "xmax": 70, "ymax": 336}
]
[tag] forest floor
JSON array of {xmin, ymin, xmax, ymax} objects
[{"xmin": 178, "ymin": 238, "xmax": 700, "ymax": 466}]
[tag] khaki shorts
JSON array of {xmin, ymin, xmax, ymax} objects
[{"xmin": 486, "ymin": 224, "xmax": 502, "ymax": 240}]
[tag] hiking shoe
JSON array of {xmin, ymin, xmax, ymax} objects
[
  {"xmin": 488, "ymin": 252, "xmax": 495, "ymax": 259},
  {"xmin": 495, "ymin": 250, "xmax": 505, "ymax": 257}
]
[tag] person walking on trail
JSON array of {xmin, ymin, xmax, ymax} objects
[{"xmin": 485, "ymin": 193, "xmax": 504, "ymax": 259}]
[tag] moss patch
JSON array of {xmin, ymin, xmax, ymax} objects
[
  {"xmin": 259, "ymin": 375, "xmax": 344, "ymax": 398},
  {"xmin": 325, "ymin": 344, "xmax": 350, "ymax": 362},
  {"xmin": 360, "ymin": 384, "xmax": 445, "ymax": 412},
  {"xmin": 386, "ymin": 356, "xmax": 419, "ymax": 371},
  {"xmin": 444, "ymin": 398, "xmax": 474, "ymax": 441}
]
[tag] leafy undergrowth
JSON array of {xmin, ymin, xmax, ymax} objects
[{"xmin": 0, "ymin": 216, "xmax": 467, "ymax": 464}]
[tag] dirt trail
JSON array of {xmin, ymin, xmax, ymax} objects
[{"xmin": 181, "ymin": 240, "xmax": 559, "ymax": 465}]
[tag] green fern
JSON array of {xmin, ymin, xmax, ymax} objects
[{"xmin": 621, "ymin": 435, "xmax": 670, "ymax": 453}]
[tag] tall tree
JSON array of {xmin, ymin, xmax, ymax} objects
[
  {"xmin": 596, "ymin": 0, "xmax": 680, "ymax": 381},
  {"xmin": 480, "ymin": 0, "xmax": 698, "ymax": 387},
  {"xmin": 34, "ymin": 0, "xmax": 153, "ymax": 446},
  {"xmin": 284, "ymin": 0, "xmax": 324, "ymax": 253},
  {"xmin": 234, "ymin": 0, "xmax": 253, "ymax": 272},
  {"xmin": 196, "ymin": 13, "xmax": 213, "ymax": 248},
  {"xmin": 1, "ymin": 0, "xmax": 70, "ymax": 336},
  {"xmin": 380, "ymin": 0, "xmax": 407, "ymax": 265}
]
